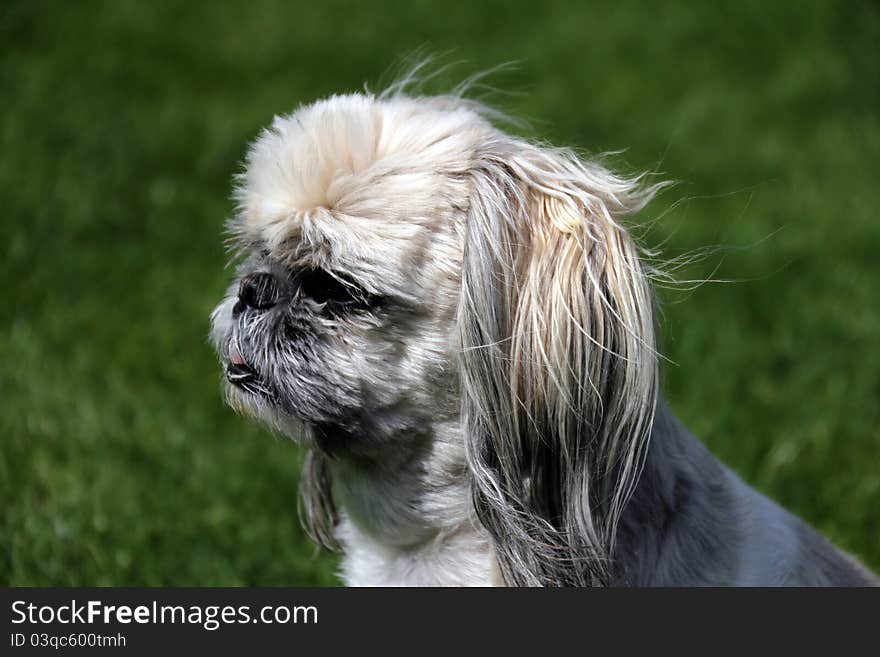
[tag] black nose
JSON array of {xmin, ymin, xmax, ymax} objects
[{"xmin": 233, "ymin": 272, "xmax": 280, "ymax": 316}]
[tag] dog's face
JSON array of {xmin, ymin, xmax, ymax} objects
[{"xmin": 211, "ymin": 95, "xmax": 488, "ymax": 453}]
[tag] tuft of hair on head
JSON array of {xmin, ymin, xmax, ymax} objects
[{"xmin": 458, "ymin": 134, "xmax": 666, "ymax": 586}]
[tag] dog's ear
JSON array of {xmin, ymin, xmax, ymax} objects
[{"xmin": 458, "ymin": 138, "xmax": 661, "ymax": 586}]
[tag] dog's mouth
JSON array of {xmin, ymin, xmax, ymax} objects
[{"xmin": 225, "ymin": 345, "xmax": 260, "ymax": 388}]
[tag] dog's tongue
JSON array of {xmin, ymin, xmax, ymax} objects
[{"xmin": 229, "ymin": 347, "xmax": 247, "ymax": 366}]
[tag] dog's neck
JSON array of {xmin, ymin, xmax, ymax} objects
[
  {"xmin": 325, "ymin": 405, "xmax": 724, "ymax": 587},
  {"xmin": 318, "ymin": 402, "xmax": 878, "ymax": 587},
  {"xmin": 328, "ymin": 420, "xmax": 494, "ymax": 586},
  {"xmin": 324, "ymin": 403, "xmax": 737, "ymax": 586}
]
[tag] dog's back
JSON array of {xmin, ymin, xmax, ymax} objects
[{"xmin": 614, "ymin": 402, "xmax": 878, "ymax": 586}]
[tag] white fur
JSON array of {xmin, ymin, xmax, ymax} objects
[
  {"xmin": 336, "ymin": 518, "xmax": 492, "ymax": 586},
  {"xmin": 328, "ymin": 420, "xmax": 494, "ymax": 586}
]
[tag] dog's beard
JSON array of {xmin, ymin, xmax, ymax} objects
[
  {"xmin": 212, "ymin": 293, "xmax": 369, "ymax": 443},
  {"xmin": 210, "ymin": 266, "xmax": 455, "ymax": 455}
]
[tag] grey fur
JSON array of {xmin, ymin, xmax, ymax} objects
[{"xmin": 614, "ymin": 401, "xmax": 877, "ymax": 586}]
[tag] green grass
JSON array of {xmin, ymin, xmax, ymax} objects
[{"xmin": 2, "ymin": 0, "xmax": 878, "ymax": 585}]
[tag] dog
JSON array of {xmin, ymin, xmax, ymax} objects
[{"xmin": 210, "ymin": 83, "xmax": 878, "ymax": 586}]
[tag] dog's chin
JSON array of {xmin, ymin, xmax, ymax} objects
[
  {"xmin": 218, "ymin": 336, "xmax": 410, "ymax": 456},
  {"xmin": 223, "ymin": 372, "xmax": 359, "ymax": 454},
  {"xmin": 224, "ymin": 380, "xmax": 294, "ymax": 433}
]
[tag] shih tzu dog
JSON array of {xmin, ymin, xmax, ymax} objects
[{"xmin": 210, "ymin": 84, "xmax": 877, "ymax": 586}]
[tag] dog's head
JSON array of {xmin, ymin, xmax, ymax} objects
[
  {"xmin": 211, "ymin": 90, "xmax": 661, "ymax": 585},
  {"xmin": 211, "ymin": 94, "xmax": 482, "ymax": 453}
]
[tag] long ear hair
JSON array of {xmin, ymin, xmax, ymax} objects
[
  {"xmin": 298, "ymin": 448, "xmax": 340, "ymax": 552},
  {"xmin": 459, "ymin": 136, "xmax": 662, "ymax": 586}
]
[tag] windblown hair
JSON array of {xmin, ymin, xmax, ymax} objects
[{"xmin": 459, "ymin": 137, "xmax": 662, "ymax": 586}]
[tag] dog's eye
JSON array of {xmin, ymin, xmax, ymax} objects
[{"xmin": 297, "ymin": 268, "xmax": 375, "ymax": 311}]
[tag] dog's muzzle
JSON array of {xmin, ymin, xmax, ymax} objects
[{"xmin": 226, "ymin": 361, "xmax": 257, "ymax": 385}]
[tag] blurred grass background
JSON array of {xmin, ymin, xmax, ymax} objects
[{"xmin": 1, "ymin": 0, "xmax": 878, "ymax": 585}]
